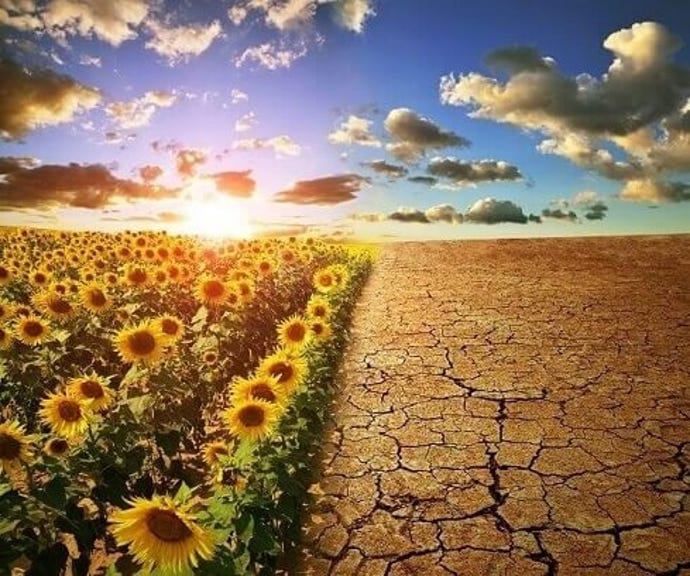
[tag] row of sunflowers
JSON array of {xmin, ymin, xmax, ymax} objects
[{"xmin": 0, "ymin": 228, "xmax": 374, "ymax": 575}]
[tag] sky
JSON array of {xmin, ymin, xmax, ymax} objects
[{"xmin": 0, "ymin": 0, "xmax": 689, "ymax": 240}]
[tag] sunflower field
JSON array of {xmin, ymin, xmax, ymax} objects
[{"xmin": 0, "ymin": 228, "xmax": 374, "ymax": 576}]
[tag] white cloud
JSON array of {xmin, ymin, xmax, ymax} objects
[
  {"xmin": 105, "ymin": 90, "xmax": 177, "ymax": 130},
  {"xmin": 78, "ymin": 54, "xmax": 101, "ymax": 67},
  {"xmin": 145, "ymin": 19, "xmax": 223, "ymax": 64},
  {"xmin": 465, "ymin": 197, "xmax": 528, "ymax": 224},
  {"xmin": 235, "ymin": 41, "xmax": 307, "ymax": 69},
  {"xmin": 619, "ymin": 179, "xmax": 690, "ymax": 203},
  {"xmin": 230, "ymin": 89, "xmax": 249, "ymax": 104},
  {"xmin": 42, "ymin": 0, "xmax": 149, "ymax": 46},
  {"xmin": 233, "ymin": 135, "xmax": 302, "ymax": 156},
  {"xmin": 234, "ymin": 111, "xmax": 257, "ymax": 132},
  {"xmin": 328, "ymin": 0, "xmax": 374, "ymax": 33},
  {"xmin": 328, "ymin": 115, "xmax": 381, "ymax": 147}
]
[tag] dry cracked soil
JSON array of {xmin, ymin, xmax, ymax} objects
[{"xmin": 297, "ymin": 235, "xmax": 690, "ymax": 576}]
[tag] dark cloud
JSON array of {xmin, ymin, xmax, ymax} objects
[
  {"xmin": 0, "ymin": 57, "xmax": 101, "ymax": 140},
  {"xmin": 274, "ymin": 174, "xmax": 370, "ymax": 205},
  {"xmin": 428, "ymin": 157, "xmax": 522, "ymax": 185},
  {"xmin": 485, "ymin": 46, "xmax": 553, "ymax": 74},
  {"xmin": 528, "ymin": 213, "xmax": 542, "ymax": 223},
  {"xmin": 351, "ymin": 203, "xmax": 463, "ymax": 224},
  {"xmin": 0, "ymin": 156, "xmax": 39, "ymax": 173},
  {"xmin": 389, "ymin": 208, "xmax": 429, "ymax": 223},
  {"xmin": 139, "ymin": 165, "xmax": 163, "ymax": 183},
  {"xmin": 584, "ymin": 202, "xmax": 609, "ymax": 220},
  {"xmin": 0, "ymin": 159, "xmax": 178, "ymax": 210},
  {"xmin": 361, "ymin": 160, "xmax": 408, "ymax": 179},
  {"xmin": 211, "ymin": 170, "xmax": 256, "ymax": 198},
  {"xmin": 541, "ymin": 208, "xmax": 578, "ymax": 222},
  {"xmin": 465, "ymin": 197, "xmax": 528, "ymax": 224},
  {"xmin": 407, "ymin": 175, "xmax": 438, "ymax": 186},
  {"xmin": 384, "ymin": 107, "xmax": 469, "ymax": 163}
]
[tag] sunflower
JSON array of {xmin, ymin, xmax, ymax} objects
[
  {"xmin": 277, "ymin": 314, "xmax": 312, "ymax": 350},
  {"xmin": 80, "ymin": 283, "xmax": 111, "ymax": 313},
  {"xmin": 29, "ymin": 268, "xmax": 51, "ymax": 288},
  {"xmin": 0, "ymin": 320, "xmax": 14, "ymax": 349},
  {"xmin": 0, "ymin": 420, "xmax": 32, "ymax": 476},
  {"xmin": 202, "ymin": 441, "xmax": 231, "ymax": 467},
  {"xmin": 306, "ymin": 296, "xmax": 331, "ymax": 320},
  {"xmin": 0, "ymin": 264, "xmax": 13, "ymax": 286},
  {"xmin": 109, "ymin": 496, "xmax": 215, "ymax": 575},
  {"xmin": 255, "ymin": 258, "xmax": 274, "ymax": 277},
  {"xmin": 153, "ymin": 315, "xmax": 184, "ymax": 344},
  {"xmin": 195, "ymin": 275, "xmax": 230, "ymax": 307},
  {"xmin": 257, "ymin": 349, "xmax": 307, "ymax": 395},
  {"xmin": 44, "ymin": 437, "xmax": 70, "ymax": 458},
  {"xmin": 310, "ymin": 319, "xmax": 333, "ymax": 341},
  {"xmin": 67, "ymin": 373, "xmax": 114, "ymax": 412},
  {"xmin": 113, "ymin": 321, "xmax": 168, "ymax": 365},
  {"xmin": 15, "ymin": 315, "xmax": 50, "ymax": 346},
  {"xmin": 123, "ymin": 264, "xmax": 149, "ymax": 287},
  {"xmin": 0, "ymin": 299, "xmax": 15, "ymax": 323},
  {"xmin": 34, "ymin": 291, "xmax": 76, "ymax": 321},
  {"xmin": 313, "ymin": 268, "xmax": 335, "ymax": 293},
  {"xmin": 231, "ymin": 374, "xmax": 285, "ymax": 406},
  {"xmin": 234, "ymin": 279, "xmax": 254, "ymax": 304},
  {"xmin": 39, "ymin": 392, "xmax": 92, "ymax": 439},
  {"xmin": 225, "ymin": 399, "xmax": 281, "ymax": 441}
]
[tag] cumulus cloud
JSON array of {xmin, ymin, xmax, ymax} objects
[
  {"xmin": 349, "ymin": 212, "xmax": 386, "ymax": 223},
  {"xmin": 619, "ymin": 179, "xmax": 690, "ymax": 203},
  {"xmin": 425, "ymin": 203, "xmax": 463, "ymax": 223},
  {"xmin": 572, "ymin": 190, "xmax": 604, "ymax": 207},
  {"xmin": 329, "ymin": 0, "xmax": 375, "ymax": 33},
  {"xmin": 234, "ymin": 111, "xmax": 257, "ymax": 132},
  {"xmin": 6, "ymin": 0, "xmax": 150, "ymax": 46},
  {"xmin": 541, "ymin": 208, "xmax": 578, "ymax": 222},
  {"xmin": 145, "ymin": 19, "xmax": 222, "ymax": 63},
  {"xmin": 139, "ymin": 164, "xmax": 163, "ymax": 183},
  {"xmin": 465, "ymin": 197, "xmax": 528, "ymax": 224},
  {"xmin": 175, "ymin": 149, "xmax": 207, "ymax": 178},
  {"xmin": 0, "ymin": 157, "xmax": 178, "ymax": 209},
  {"xmin": 384, "ymin": 108, "xmax": 469, "ymax": 163},
  {"xmin": 274, "ymin": 174, "xmax": 369, "ymax": 204},
  {"xmin": 105, "ymin": 90, "xmax": 177, "ymax": 130},
  {"xmin": 235, "ymin": 41, "xmax": 307, "ymax": 69},
  {"xmin": 211, "ymin": 170, "xmax": 256, "ymax": 198},
  {"xmin": 0, "ymin": 57, "xmax": 100, "ymax": 140},
  {"xmin": 361, "ymin": 160, "xmax": 407, "ymax": 178},
  {"xmin": 440, "ymin": 22, "xmax": 690, "ymax": 202},
  {"xmin": 351, "ymin": 203, "xmax": 464, "ymax": 224},
  {"xmin": 328, "ymin": 115, "xmax": 381, "ymax": 147},
  {"xmin": 232, "ymin": 135, "xmax": 301, "ymax": 156},
  {"xmin": 427, "ymin": 156, "xmax": 522, "ymax": 185}
]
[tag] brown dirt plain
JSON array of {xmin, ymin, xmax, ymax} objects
[{"xmin": 297, "ymin": 235, "xmax": 690, "ymax": 576}]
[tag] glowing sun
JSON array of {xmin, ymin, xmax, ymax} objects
[{"xmin": 182, "ymin": 179, "xmax": 254, "ymax": 238}]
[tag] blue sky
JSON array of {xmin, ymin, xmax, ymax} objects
[{"xmin": 0, "ymin": 0, "xmax": 689, "ymax": 239}]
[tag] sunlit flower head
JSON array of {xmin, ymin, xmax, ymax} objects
[
  {"xmin": 310, "ymin": 319, "xmax": 333, "ymax": 341},
  {"xmin": 257, "ymin": 349, "xmax": 307, "ymax": 395},
  {"xmin": 113, "ymin": 320, "xmax": 168, "ymax": 365},
  {"xmin": 44, "ymin": 437, "xmax": 70, "ymax": 458},
  {"xmin": 195, "ymin": 275, "xmax": 230, "ymax": 307},
  {"xmin": 277, "ymin": 314, "xmax": 312, "ymax": 350},
  {"xmin": 0, "ymin": 420, "xmax": 32, "ymax": 477},
  {"xmin": 109, "ymin": 495, "xmax": 215, "ymax": 575},
  {"xmin": 80, "ymin": 283, "xmax": 111, "ymax": 313},
  {"xmin": 15, "ymin": 315, "xmax": 50, "ymax": 346},
  {"xmin": 202, "ymin": 441, "xmax": 231, "ymax": 467},
  {"xmin": 66, "ymin": 373, "xmax": 114, "ymax": 412},
  {"xmin": 230, "ymin": 374, "xmax": 285, "ymax": 406},
  {"xmin": 153, "ymin": 315, "xmax": 185, "ymax": 344},
  {"xmin": 39, "ymin": 392, "xmax": 92, "ymax": 439},
  {"xmin": 224, "ymin": 399, "xmax": 281, "ymax": 442}
]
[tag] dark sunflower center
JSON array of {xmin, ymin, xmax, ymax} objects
[
  {"xmin": 161, "ymin": 319, "xmax": 179, "ymax": 335},
  {"xmin": 239, "ymin": 284, "xmax": 250, "ymax": 296},
  {"xmin": 146, "ymin": 509, "xmax": 192, "ymax": 542},
  {"xmin": 320, "ymin": 274, "xmax": 333, "ymax": 286},
  {"xmin": 312, "ymin": 323, "xmax": 324, "ymax": 335},
  {"xmin": 89, "ymin": 290, "xmax": 107, "ymax": 307},
  {"xmin": 238, "ymin": 405, "xmax": 265, "ymax": 427},
  {"xmin": 48, "ymin": 438, "xmax": 69, "ymax": 455},
  {"xmin": 286, "ymin": 323, "xmax": 306, "ymax": 342},
  {"xmin": 204, "ymin": 280, "xmax": 224, "ymax": 299},
  {"xmin": 127, "ymin": 331, "xmax": 156, "ymax": 355},
  {"xmin": 129, "ymin": 269, "xmax": 147, "ymax": 284},
  {"xmin": 57, "ymin": 400, "xmax": 82, "ymax": 422},
  {"xmin": 23, "ymin": 321, "xmax": 44, "ymax": 338},
  {"xmin": 0, "ymin": 267, "xmax": 9, "ymax": 279},
  {"xmin": 314, "ymin": 305, "xmax": 326, "ymax": 317},
  {"xmin": 251, "ymin": 384, "xmax": 276, "ymax": 403},
  {"xmin": 34, "ymin": 273, "xmax": 47, "ymax": 284},
  {"xmin": 269, "ymin": 361, "xmax": 293, "ymax": 383},
  {"xmin": 259, "ymin": 262, "xmax": 270, "ymax": 271},
  {"xmin": 0, "ymin": 432, "xmax": 21, "ymax": 460},
  {"xmin": 49, "ymin": 298, "xmax": 72, "ymax": 315},
  {"xmin": 80, "ymin": 380, "xmax": 104, "ymax": 399}
]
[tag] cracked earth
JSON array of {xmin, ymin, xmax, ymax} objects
[{"xmin": 297, "ymin": 236, "xmax": 690, "ymax": 576}]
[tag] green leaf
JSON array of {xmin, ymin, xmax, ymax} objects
[
  {"xmin": 174, "ymin": 482, "xmax": 193, "ymax": 504},
  {"xmin": 236, "ymin": 513, "xmax": 254, "ymax": 545},
  {"xmin": 38, "ymin": 475, "xmax": 68, "ymax": 509},
  {"xmin": 127, "ymin": 393, "xmax": 152, "ymax": 416}
]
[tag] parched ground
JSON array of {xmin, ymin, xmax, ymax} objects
[{"xmin": 298, "ymin": 235, "xmax": 690, "ymax": 576}]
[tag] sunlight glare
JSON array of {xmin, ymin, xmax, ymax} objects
[{"xmin": 182, "ymin": 179, "xmax": 254, "ymax": 238}]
